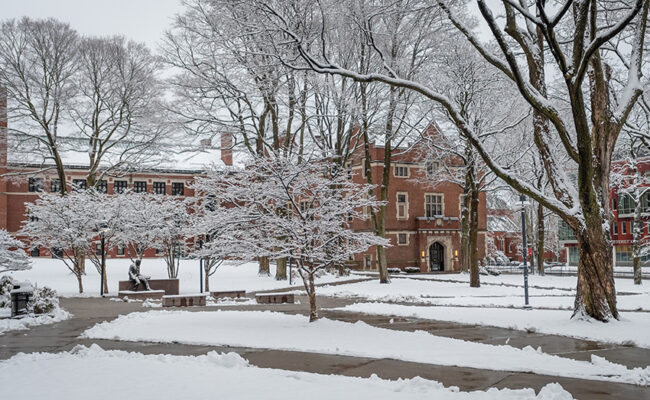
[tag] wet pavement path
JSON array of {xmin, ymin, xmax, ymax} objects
[{"xmin": 0, "ymin": 295, "xmax": 648, "ymax": 399}]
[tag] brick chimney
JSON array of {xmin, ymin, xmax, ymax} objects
[
  {"xmin": 220, "ymin": 132, "xmax": 233, "ymax": 166},
  {"xmin": 0, "ymin": 86, "xmax": 8, "ymax": 230}
]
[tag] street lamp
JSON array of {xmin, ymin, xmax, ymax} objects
[
  {"xmin": 98, "ymin": 221, "xmax": 110, "ymax": 297},
  {"xmin": 519, "ymin": 195, "xmax": 531, "ymax": 309}
]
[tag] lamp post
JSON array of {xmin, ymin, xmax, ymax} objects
[
  {"xmin": 98, "ymin": 221, "xmax": 109, "ymax": 297},
  {"xmin": 519, "ymin": 195, "xmax": 531, "ymax": 309}
]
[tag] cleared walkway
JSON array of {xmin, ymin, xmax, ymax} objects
[{"xmin": 0, "ymin": 296, "xmax": 648, "ymax": 399}]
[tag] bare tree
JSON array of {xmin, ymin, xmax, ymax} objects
[
  {"xmin": 73, "ymin": 36, "xmax": 166, "ymax": 188},
  {"xmin": 250, "ymin": 0, "xmax": 650, "ymax": 321},
  {"xmin": 0, "ymin": 18, "xmax": 78, "ymax": 195}
]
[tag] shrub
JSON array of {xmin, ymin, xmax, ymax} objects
[
  {"xmin": 404, "ymin": 266, "xmax": 420, "ymax": 273},
  {"xmin": 30, "ymin": 286, "xmax": 59, "ymax": 315},
  {"xmin": 0, "ymin": 275, "xmax": 15, "ymax": 308}
]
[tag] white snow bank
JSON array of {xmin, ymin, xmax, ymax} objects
[
  {"xmin": 333, "ymin": 302, "xmax": 650, "ymax": 349},
  {"xmin": 312, "ymin": 278, "xmax": 569, "ymax": 303},
  {"xmin": 362, "ymin": 273, "xmax": 649, "ymax": 294},
  {"xmin": 81, "ymin": 310, "xmax": 650, "ymax": 385},
  {"xmin": 5, "ymin": 258, "xmax": 356, "ymax": 297},
  {"xmin": 0, "ymin": 344, "xmax": 573, "ymax": 400},
  {"xmin": 0, "ymin": 307, "xmax": 70, "ymax": 335},
  {"xmin": 398, "ymin": 293, "xmax": 650, "ymax": 311}
]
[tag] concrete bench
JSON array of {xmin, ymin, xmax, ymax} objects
[
  {"xmin": 118, "ymin": 290, "xmax": 165, "ymax": 300},
  {"xmin": 118, "ymin": 279, "xmax": 179, "ymax": 295},
  {"xmin": 256, "ymin": 292, "xmax": 294, "ymax": 304},
  {"xmin": 162, "ymin": 294, "xmax": 207, "ymax": 307},
  {"xmin": 211, "ymin": 290, "xmax": 246, "ymax": 299}
]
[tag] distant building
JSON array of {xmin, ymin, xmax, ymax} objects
[
  {"xmin": 346, "ymin": 131, "xmax": 488, "ymax": 272},
  {"xmin": 559, "ymin": 157, "xmax": 650, "ymax": 267}
]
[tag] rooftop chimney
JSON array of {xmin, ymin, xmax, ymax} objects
[{"xmin": 220, "ymin": 132, "xmax": 233, "ymax": 166}]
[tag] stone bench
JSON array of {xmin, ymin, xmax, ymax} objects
[
  {"xmin": 256, "ymin": 292, "xmax": 295, "ymax": 304},
  {"xmin": 211, "ymin": 290, "xmax": 246, "ymax": 299},
  {"xmin": 118, "ymin": 279, "xmax": 179, "ymax": 295},
  {"xmin": 162, "ymin": 294, "xmax": 207, "ymax": 307},
  {"xmin": 118, "ymin": 290, "xmax": 165, "ymax": 300}
]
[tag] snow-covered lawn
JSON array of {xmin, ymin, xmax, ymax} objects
[
  {"xmin": 333, "ymin": 303, "xmax": 650, "ymax": 348},
  {"xmin": 0, "ymin": 307, "xmax": 70, "ymax": 335},
  {"xmin": 311, "ymin": 278, "xmax": 570, "ymax": 302},
  {"xmin": 4, "ymin": 257, "xmax": 356, "ymax": 297},
  {"xmin": 0, "ymin": 344, "xmax": 573, "ymax": 400},
  {"xmin": 81, "ymin": 310, "xmax": 650, "ymax": 385},
  {"xmin": 357, "ymin": 272, "xmax": 649, "ymax": 294}
]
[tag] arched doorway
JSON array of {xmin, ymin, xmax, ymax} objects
[{"xmin": 429, "ymin": 242, "xmax": 444, "ymax": 272}]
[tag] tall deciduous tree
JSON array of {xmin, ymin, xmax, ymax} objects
[{"xmin": 250, "ymin": 0, "xmax": 650, "ymax": 321}]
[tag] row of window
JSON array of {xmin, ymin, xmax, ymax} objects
[
  {"xmin": 612, "ymin": 219, "xmax": 649, "ymax": 236},
  {"xmin": 28, "ymin": 178, "xmax": 185, "ymax": 196},
  {"xmin": 613, "ymin": 192, "xmax": 650, "ymax": 215},
  {"xmin": 396, "ymin": 193, "xmax": 443, "ymax": 219},
  {"xmin": 346, "ymin": 161, "xmax": 441, "ymax": 180}
]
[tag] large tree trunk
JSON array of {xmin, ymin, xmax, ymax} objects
[
  {"xmin": 460, "ymin": 184, "xmax": 471, "ymax": 272},
  {"xmin": 307, "ymin": 271, "xmax": 318, "ymax": 322},
  {"xmin": 468, "ymin": 183, "xmax": 480, "ymax": 288},
  {"xmin": 275, "ymin": 257, "xmax": 287, "ymax": 280},
  {"xmin": 204, "ymin": 270, "xmax": 210, "ymax": 292},
  {"xmin": 537, "ymin": 203, "xmax": 545, "ymax": 276},
  {"xmin": 102, "ymin": 267, "xmax": 108, "ymax": 294},
  {"xmin": 258, "ymin": 256, "xmax": 270, "ymax": 276},
  {"xmin": 573, "ymin": 228, "xmax": 618, "ymax": 321},
  {"xmin": 633, "ymin": 255, "xmax": 642, "ymax": 285}
]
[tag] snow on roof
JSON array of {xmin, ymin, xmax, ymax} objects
[
  {"xmin": 487, "ymin": 214, "xmax": 519, "ymax": 233},
  {"xmin": 6, "ymin": 132, "xmax": 237, "ymax": 173}
]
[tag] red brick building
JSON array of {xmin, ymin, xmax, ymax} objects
[
  {"xmin": 346, "ymin": 136, "xmax": 488, "ymax": 272},
  {"xmin": 2, "ymin": 86, "xmax": 489, "ymax": 270},
  {"xmin": 560, "ymin": 157, "xmax": 650, "ymax": 267}
]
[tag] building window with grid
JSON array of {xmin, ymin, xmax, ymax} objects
[
  {"xmin": 114, "ymin": 180, "xmax": 128, "ymax": 194},
  {"xmin": 621, "ymin": 221, "xmax": 627, "ymax": 235},
  {"xmin": 50, "ymin": 179, "xmax": 61, "ymax": 193},
  {"xmin": 397, "ymin": 233, "xmax": 408, "ymax": 245},
  {"xmin": 96, "ymin": 180, "xmax": 108, "ymax": 193},
  {"xmin": 397, "ymin": 192, "xmax": 408, "ymax": 219},
  {"xmin": 346, "ymin": 162, "xmax": 352, "ymax": 180},
  {"xmin": 613, "ymin": 222, "xmax": 618, "ymax": 235},
  {"xmin": 394, "ymin": 165, "xmax": 408, "ymax": 177},
  {"xmin": 364, "ymin": 255, "xmax": 372, "ymax": 269},
  {"xmin": 172, "ymin": 182, "xmax": 184, "ymax": 196},
  {"xmin": 133, "ymin": 181, "xmax": 147, "ymax": 193},
  {"xmin": 72, "ymin": 179, "xmax": 86, "ymax": 191},
  {"xmin": 426, "ymin": 161, "xmax": 440, "ymax": 177},
  {"xmin": 425, "ymin": 194, "xmax": 442, "ymax": 218},
  {"xmin": 153, "ymin": 182, "xmax": 166, "ymax": 195},
  {"xmin": 28, "ymin": 177, "xmax": 43, "ymax": 192},
  {"xmin": 619, "ymin": 193, "xmax": 635, "ymax": 215},
  {"xmin": 116, "ymin": 245, "xmax": 125, "ymax": 256},
  {"xmin": 30, "ymin": 247, "xmax": 40, "ymax": 257}
]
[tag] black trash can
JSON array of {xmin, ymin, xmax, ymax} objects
[{"xmin": 11, "ymin": 282, "xmax": 33, "ymax": 317}]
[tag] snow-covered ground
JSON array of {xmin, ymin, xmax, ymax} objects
[
  {"xmin": 0, "ymin": 307, "xmax": 70, "ymax": 335},
  {"xmin": 309, "ymin": 278, "xmax": 571, "ymax": 303},
  {"xmin": 333, "ymin": 303, "xmax": 650, "ymax": 348},
  {"xmin": 4, "ymin": 257, "xmax": 356, "ymax": 297},
  {"xmin": 352, "ymin": 272, "xmax": 650, "ymax": 294},
  {"xmin": 81, "ymin": 310, "xmax": 650, "ymax": 385},
  {"xmin": 0, "ymin": 344, "xmax": 573, "ymax": 400}
]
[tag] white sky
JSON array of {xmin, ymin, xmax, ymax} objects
[{"xmin": 0, "ymin": 0, "xmax": 184, "ymax": 50}]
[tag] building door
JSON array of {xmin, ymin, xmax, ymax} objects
[{"xmin": 429, "ymin": 242, "xmax": 444, "ymax": 271}]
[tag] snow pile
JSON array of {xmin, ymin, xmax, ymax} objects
[
  {"xmin": 0, "ymin": 344, "xmax": 574, "ymax": 400},
  {"xmin": 332, "ymin": 302, "xmax": 650, "ymax": 348},
  {"xmin": 313, "ymin": 278, "xmax": 569, "ymax": 303},
  {"xmin": 81, "ymin": 310, "xmax": 649, "ymax": 385},
  {"xmin": 0, "ymin": 307, "xmax": 70, "ymax": 335}
]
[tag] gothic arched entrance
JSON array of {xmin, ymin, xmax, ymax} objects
[{"xmin": 429, "ymin": 242, "xmax": 444, "ymax": 272}]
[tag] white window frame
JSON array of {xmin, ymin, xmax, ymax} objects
[
  {"xmin": 425, "ymin": 193, "xmax": 444, "ymax": 218},
  {"xmin": 396, "ymin": 192, "xmax": 409, "ymax": 220}
]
